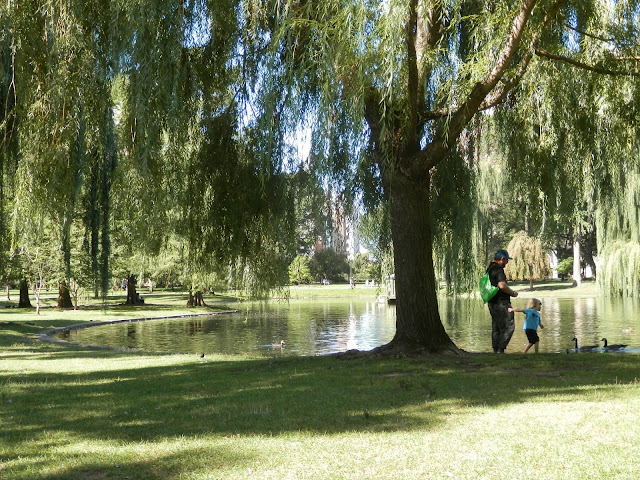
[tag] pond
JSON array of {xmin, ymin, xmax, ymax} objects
[{"xmin": 56, "ymin": 296, "xmax": 640, "ymax": 355}]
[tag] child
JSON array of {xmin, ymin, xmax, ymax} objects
[{"xmin": 509, "ymin": 298, "xmax": 544, "ymax": 353}]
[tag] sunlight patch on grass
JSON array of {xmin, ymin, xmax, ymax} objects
[{"xmin": 3, "ymin": 350, "xmax": 640, "ymax": 479}]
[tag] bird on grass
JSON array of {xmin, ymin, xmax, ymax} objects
[
  {"xmin": 571, "ymin": 337, "xmax": 597, "ymax": 352},
  {"xmin": 601, "ymin": 338, "xmax": 627, "ymax": 351},
  {"xmin": 271, "ymin": 340, "xmax": 285, "ymax": 348}
]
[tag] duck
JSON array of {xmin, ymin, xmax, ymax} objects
[
  {"xmin": 621, "ymin": 328, "xmax": 633, "ymax": 334},
  {"xmin": 271, "ymin": 340, "xmax": 285, "ymax": 348},
  {"xmin": 571, "ymin": 337, "xmax": 597, "ymax": 352},
  {"xmin": 601, "ymin": 338, "xmax": 627, "ymax": 351}
]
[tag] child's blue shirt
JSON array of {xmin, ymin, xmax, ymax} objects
[{"xmin": 522, "ymin": 308, "xmax": 541, "ymax": 330}]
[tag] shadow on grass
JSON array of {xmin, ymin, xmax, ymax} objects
[
  {"xmin": 2, "ymin": 348, "xmax": 640, "ymax": 478},
  {"xmin": 3, "ymin": 351, "xmax": 639, "ymax": 437}
]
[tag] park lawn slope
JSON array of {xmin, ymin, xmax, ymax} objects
[{"xmin": 1, "ymin": 338, "xmax": 640, "ymax": 480}]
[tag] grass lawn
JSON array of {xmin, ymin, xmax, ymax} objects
[
  {"xmin": 2, "ymin": 282, "xmax": 638, "ymax": 479},
  {"xmin": 281, "ymin": 283, "xmax": 383, "ymax": 299},
  {"xmin": 282, "ymin": 277, "xmax": 596, "ymax": 300}
]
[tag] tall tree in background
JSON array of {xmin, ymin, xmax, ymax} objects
[{"xmin": 506, "ymin": 231, "xmax": 549, "ymax": 290}]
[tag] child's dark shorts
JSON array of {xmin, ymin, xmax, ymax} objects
[{"xmin": 525, "ymin": 329, "xmax": 539, "ymax": 344}]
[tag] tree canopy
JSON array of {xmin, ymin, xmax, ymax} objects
[{"xmin": 2, "ymin": 0, "xmax": 640, "ymax": 353}]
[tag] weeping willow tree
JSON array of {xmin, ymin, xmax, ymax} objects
[
  {"xmin": 155, "ymin": 0, "xmax": 298, "ymax": 298},
  {"xmin": 2, "ymin": 0, "xmax": 298, "ymax": 302},
  {"xmin": 2, "ymin": 0, "xmax": 119, "ymax": 301},
  {"xmin": 431, "ymin": 141, "xmax": 481, "ymax": 296},
  {"xmin": 4, "ymin": 0, "xmax": 640, "ymax": 332},
  {"xmin": 245, "ymin": 0, "xmax": 640, "ymax": 354},
  {"xmin": 597, "ymin": 173, "xmax": 640, "ymax": 296},
  {"xmin": 0, "ymin": 11, "xmax": 16, "ymax": 291},
  {"xmin": 505, "ymin": 231, "xmax": 549, "ymax": 289},
  {"xmin": 488, "ymin": 2, "xmax": 640, "ymax": 296},
  {"xmin": 108, "ymin": 0, "xmax": 298, "ymax": 298},
  {"xmin": 591, "ymin": 32, "xmax": 640, "ymax": 296}
]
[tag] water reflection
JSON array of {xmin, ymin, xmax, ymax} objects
[{"xmin": 58, "ymin": 297, "xmax": 640, "ymax": 355}]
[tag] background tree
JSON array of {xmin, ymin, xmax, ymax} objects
[
  {"xmin": 351, "ymin": 253, "xmax": 380, "ymax": 284},
  {"xmin": 309, "ymin": 249, "xmax": 350, "ymax": 284},
  {"xmin": 289, "ymin": 255, "xmax": 313, "ymax": 285},
  {"xmin": 505, "ymin": 231, "xmax": 550, "ymax": 290},
  {"xmin": 556, "ymin": 256, "xmax": 573, "ymax": 281}
]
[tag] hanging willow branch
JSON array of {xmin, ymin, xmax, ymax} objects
[
  {"xmin": 564, "ymin": 24, "xmax": 615, "ymax": 44},
  {"xmin": 535, "ymin": 49, "xmax": 640, "ymax": 77}
]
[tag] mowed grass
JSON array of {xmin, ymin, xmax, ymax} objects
[
  {"xmin": 2, "ymin": 343, "xmax": 640, "ymax": 479},
  {"xmin": 284, "ymin": 277, "xmax": 598, "ymax": 300},
  {"xmin": 2, "ymin": 281, "xmax": 638, "ymax": 479}
]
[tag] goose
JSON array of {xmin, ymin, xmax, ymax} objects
[
  {"xmin": 621, "ymin": 328, "xmax": 633, "ymax": 334},
  {"xmin": 271, "ymin": 340, "xmax": 285, "ymax": 348},
  {"xmin": 601, "ymin": 338, "xmax": 627, "ymax": 351},
  {"xmin": 571, "ymin": 337, "xmax": 597, "ymax": 352}
]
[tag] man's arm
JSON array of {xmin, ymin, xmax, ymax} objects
[{"xmin": 498, "ymin": 281, "xmax": 518, "ymax": 297}]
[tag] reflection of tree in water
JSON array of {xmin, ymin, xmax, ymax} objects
[
  {"xmin": 187, "ymin": 320, "xmax": 203, "ymax": 335},
  {"xmin": 126, "ymin": 324, "xmax": 136, "ymax": 342},
  {"xmin": 572, "ymin": 297, "xmax": 598, "ymax": 344}
]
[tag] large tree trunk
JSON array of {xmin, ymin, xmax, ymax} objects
[
  {"xmin": 57, "ymin": 281, "xmax": 74, "ymax": 308},
  {"xmin": 383, "ymin": 171, "xmax": 459, "ymax": 354},
  {"xmin": 18, "ymin": 279, "xmax": 31, "ymax": 308}
]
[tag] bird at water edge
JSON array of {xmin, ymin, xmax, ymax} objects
[
  {"xmin": 571, "ymin": 337, "xmax": 597, "ymax": 352},
  {"xmin": 601, "ymin": 338, "xmax": 627, "ymax": 350}
]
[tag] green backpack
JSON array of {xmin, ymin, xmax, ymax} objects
[{"xmin": 479, "ymin": 272, "xmax": 499, "ymax": 303}]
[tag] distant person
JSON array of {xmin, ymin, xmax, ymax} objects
[
  {"xmin": 510, "ymin": 298, "xmax": 544, "ymax": 353},
  {"xmin": 486, "ymin": 249, "xmax": 518, "ymax": 353}
]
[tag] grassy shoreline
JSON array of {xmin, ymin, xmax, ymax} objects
[{"xmin": 3, "ymin": 280, "xmax": 638, "ymax": 479}]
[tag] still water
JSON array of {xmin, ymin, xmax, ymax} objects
[{"xmin": 58, "ymin": 297, "xmax": 640, "ymax": 355}]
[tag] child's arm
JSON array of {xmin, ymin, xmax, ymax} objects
[
  {"xmin": 539, "ymin": 321, "xmax": 544, "ymax": 329},
  {"xmin": 508, "ymin": 307, "xmax": 524, "ymax": 313}
]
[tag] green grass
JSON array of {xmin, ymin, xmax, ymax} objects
[
  {"xmin": 2, "ymin": 282, "xmax": 638, "ymax": 479},
  {"xmin": 283, "ymin": 278, "xmax": 597, "ymax": 300},
  {"xmin": 2, "ymin": 344, "xmax": 640, "ymax": 478},
  {"xmin": 280, "ymin": 283, "xmax": 383, "ymax": 299}
]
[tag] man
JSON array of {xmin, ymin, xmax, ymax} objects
[{"xmin": 487, "ymin": 249, "xmax": 518, "ymax": 353}]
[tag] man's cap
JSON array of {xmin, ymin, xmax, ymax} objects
[{"xmin": 495, "ymin": 249, "xmax": 513, "ymax": 260}]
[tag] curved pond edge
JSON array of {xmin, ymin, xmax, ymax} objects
[{"xmin": 35, "ymin": 310, "xmax": 241, "ymax": 352}]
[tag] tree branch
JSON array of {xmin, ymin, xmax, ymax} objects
[
  {"xmin": 416, "ymin": 2, "xmax": 446, "ymax": 122},
  {"xmin": 479, "ymin": 0, "xmax": 566, "ymax": 111},
  {"xmin": 418, "ymin": 0, "xmax": 540, "ymax": 174},
  {"xmin": 535, "ymin": 48, "xmax": 640, "ymax": 77},
  {"xmin": 405, "ymin": 0, "xmax": 420, "ymax": 145},
  {"xmin": 565, "ymin": 24, "xmax": 615, "ymax": 44}
]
